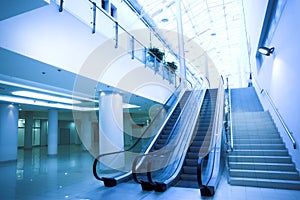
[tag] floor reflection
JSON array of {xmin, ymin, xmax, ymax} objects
[
  {"xmin": 0, "ymin": 145, "xmax": 96, "ymax": 199},
  {"xmin": 1, "ymin": 145, "xmax": 300, "ymax": 200}
]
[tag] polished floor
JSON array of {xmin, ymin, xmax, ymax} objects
[{"xmin": 1, "ymin": 145, "xmax": 300, "ymax": 200}]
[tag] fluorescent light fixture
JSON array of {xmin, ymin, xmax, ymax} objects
[
  {"xmin": 258, "ymin": 47, "xmax": 274, "ymax": 56},
  {"xmin": 0, "ymin": 95, "xmax": 97, "ymax": 111},
  {"xmin": 0, "ymin": 79, "xmax": 97, "ymax": 103},
  {"xmin": 12, "ymin": 91, "xmax": 81, "ymax": 104},
  {"xmin": 123, "ymin": 103, "xmax": 141, "ymax": 109}
]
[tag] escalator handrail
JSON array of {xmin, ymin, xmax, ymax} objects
[
  {"xmin": 93, "ymin": 84, "xmax": 184, "ymax": 181},
  {"xmin": 133, "ymin": 83, "xmax": 206, "ymax": 186},
  {"xmin": 197, "ymin": 79, "xmax": 224, "ymax": 190},
  {"xmin": 144, "ymin": 88, "xmax": 190, "ymax": 153},
  {"xmin": 148, "ymin": 85, "xmax": 206, "ymax": 187},
  {"xmin": 132, "ymin": 149, "xmax": 173, "ymax": 184},
  {"xmin": 156, "ymin": 90, "xmax": 195, "ymax": 149},
  {"xmin": 132, "ymin": 87, "xmax": 196, "ymax": 184}
]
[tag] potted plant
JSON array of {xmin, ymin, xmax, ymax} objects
[
  {"xmin": 166, "ymin": 61, "xmax": 178, "ymax": 71},
  {"xmin": 147, "ymin": 47, "xmax": 165, "ymax": 63}
]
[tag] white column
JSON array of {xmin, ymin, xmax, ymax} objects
[
  {"xmin": 81, "ymin": 112, "xmax": 92, "ymax": 151},
  {"xmin": 0, "ymin": 103, "xmax": 18, "ymax": 162},
  {"xmin": 48, "ymin": 109, "xmax": 58, "ymax": 155},
  {"xmin": 99, "ymin": 92, "xmax": 124, "ymax": 169},
  {"xmin": 40, "ymin": 119, "xmax": 48, "ymax": 146},
  {"xmin": 24, "ymin": 111, "xmax": 33, "ymax": 149}
]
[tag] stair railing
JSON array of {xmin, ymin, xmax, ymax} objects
[
  {"xmin": 254, "ymin": 78, "xmax": 296, "ymax": 149},
  {"xmin": 228, "ymin": 86, "xmax": 234, "ymax": 151},
  {"xmin": 261, "ymin": 89, "xmax": 296, "ymax": 149}
]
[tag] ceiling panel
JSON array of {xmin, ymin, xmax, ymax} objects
[{"xmin": 134, "ymin": 0, "xmax": 249, "ymax": 87}]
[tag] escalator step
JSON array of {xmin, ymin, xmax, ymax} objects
[
  {"xmin": 181, "ymin": 174, "xmax": 197, "ymax": 181},
  {"xmin": 157, "ymin": 139, "xmax": 167, "ymax": 144},
  {"xmin": 185, "ymin": 159, "xmax": 197, "ymax": 166},
  {"xmin": 188, "ymin": 146, "xmax": 200, "ymax": 152},
  {"xmin": 183, "ymin": 166, "xmax": 197, "ymax": 174},
  {"xmin": 175, "ymin": 180, "xmax": 199, "ymax": 188},
  {"xmin": 187, "ymin": 152, "xmax": 198, "ymax": 159}
]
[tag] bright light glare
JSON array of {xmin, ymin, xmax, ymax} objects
[
  {"xmin": 258, "ymin": 47, "xmax": 269, "ymax": 55},
  {"xmin": 12, "ymin": 91, "xmax": 81, "ymax": 104},
  {"xmin": 123, "ymin": 103, "xmax": 141, "ymax": 109}
]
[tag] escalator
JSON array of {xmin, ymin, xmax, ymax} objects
[
  {"xmin": 174, "ymin": 89, "xmax": 217, "ymax": 188},
  {"xmin": 152, "ymin": 91, "xmax": 191, "ymax": 151},
  {"xmin": 132, "ymin": 81, "xmax": 225, "ymax": 196},
  {"xmin": 92, "ymin": 88, "xmax": 192, "ymax": 187}
]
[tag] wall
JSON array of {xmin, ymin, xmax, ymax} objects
[
  {"xmin": 244, "ymin": 0, "xmax": 300, "ymax": 170},
  {"xmin": 17, "ymin": 111, "xmax": 80, "ymax": 147}
]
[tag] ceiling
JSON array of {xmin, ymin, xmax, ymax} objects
[
  {"xmin": 128, "ymin": 0, "xmax": 249, "ymax": 87},
  {"xmin": 0, "ymin": 47, "xmax": 160, "ymax": 115}
]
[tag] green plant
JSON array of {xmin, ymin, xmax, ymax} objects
[
  {"xmin": 166, "ymin": 61, "xmax": 178, "ymax": 71},
  {"xmin": 148, "ymin": 47, "xmax": 165, "ymax": 62}
]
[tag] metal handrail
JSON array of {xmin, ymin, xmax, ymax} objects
[
  {"xmin": 86, "ymin": 0, "xmax": 181, "ymax": 84},
  {"xmin": 132, "ymin": 83, "xmax": 205, "ymax": 187},
  {"xmin": 93, "ymin": 85, "xmax": 183, "ymax": 181},
  {"xmin": 253, "ymin": 78, "xmax": 296, "ymax": 149},
  {"xmin": 228, "ymin": 87, "xmax": 234, "ymax": 151},
  {"xmin": 261, "ymin": 89, "xmax": 296, "ymax": 149},
  {"xmin": 197, "ymin": 79, "xmax": 224, "ymax": 195}
]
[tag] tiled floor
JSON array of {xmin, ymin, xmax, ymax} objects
[{"xmin": 1, "ymin": 145, "xmax": 300, "ymax": 200}]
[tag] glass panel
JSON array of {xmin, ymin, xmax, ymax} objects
[
  {"xmin": 18, "ymin": 128, "xmax": 25, "ymax": 147},
  {"xmin": 32, "ymin": 120, "xmax": 41, "ymax": 146},
  {"xmin": 135, "ymin": 0, "xmax": 248, "ymax": 87}
]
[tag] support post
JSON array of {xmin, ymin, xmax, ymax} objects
[
  {"xmin": 92, "ymin": 2, "xmax": 97, "ymax": 34},
  {"xmin": 59, "ymin": 0, "xmax": 64, "ymax": 12},
  {"xmin": 0, "ymin": 104, "xmax": 18, "ymax": 162},
  {"xmin": 131, "ymin": 35, "xmax": 135, "ymax": 59},
  {"xmin": 115, "ymin": 22, "xmax": 119, "ymax": 48},
  {"xmin": 48, "ymin": 109, "xmax": 58, "ymax": 155}
]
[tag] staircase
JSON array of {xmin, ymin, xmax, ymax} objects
[
  {"xmin": 228, "ymin": 87, "xmax": 300, "ymax": 190},
  {"xmin": 175, "ymin": 89, "xmax": 217, "ymax": 188},
  {"xmin": 153, "ymin": 91, "xmax": 192, "ymax": 150}
]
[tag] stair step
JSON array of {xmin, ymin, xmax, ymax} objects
[
  {"xmin": 234, "ymin": 144, "xmax": 286, "ymax": 150},
  {"xmin": 229, "ymin": 169, "xmax": 300, "ymax": 180},
  {"xmin": 228, "ymin": 155, "xmax": 292, "ymax": 163},
  {"xmin": 234, "ymin": 138, "xmax": 283, "ymax": 144},
  {"xmin": 229, "ymin": 149, "xmax": 289, "ymax": 156},
  {"xmin": 229, "ymin": 177, "xmax": 300, "ymax": 190},
  {"xmin": 233, "ymin": 129, "xmax": 277, "ymax": 133},
  {"xmin": 229, "ymin": 162, "xmax": 296, "ymax": 171},
  {"xmin": 233, "ymin": 133, "xmax": 280, "ymax": 139}
]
